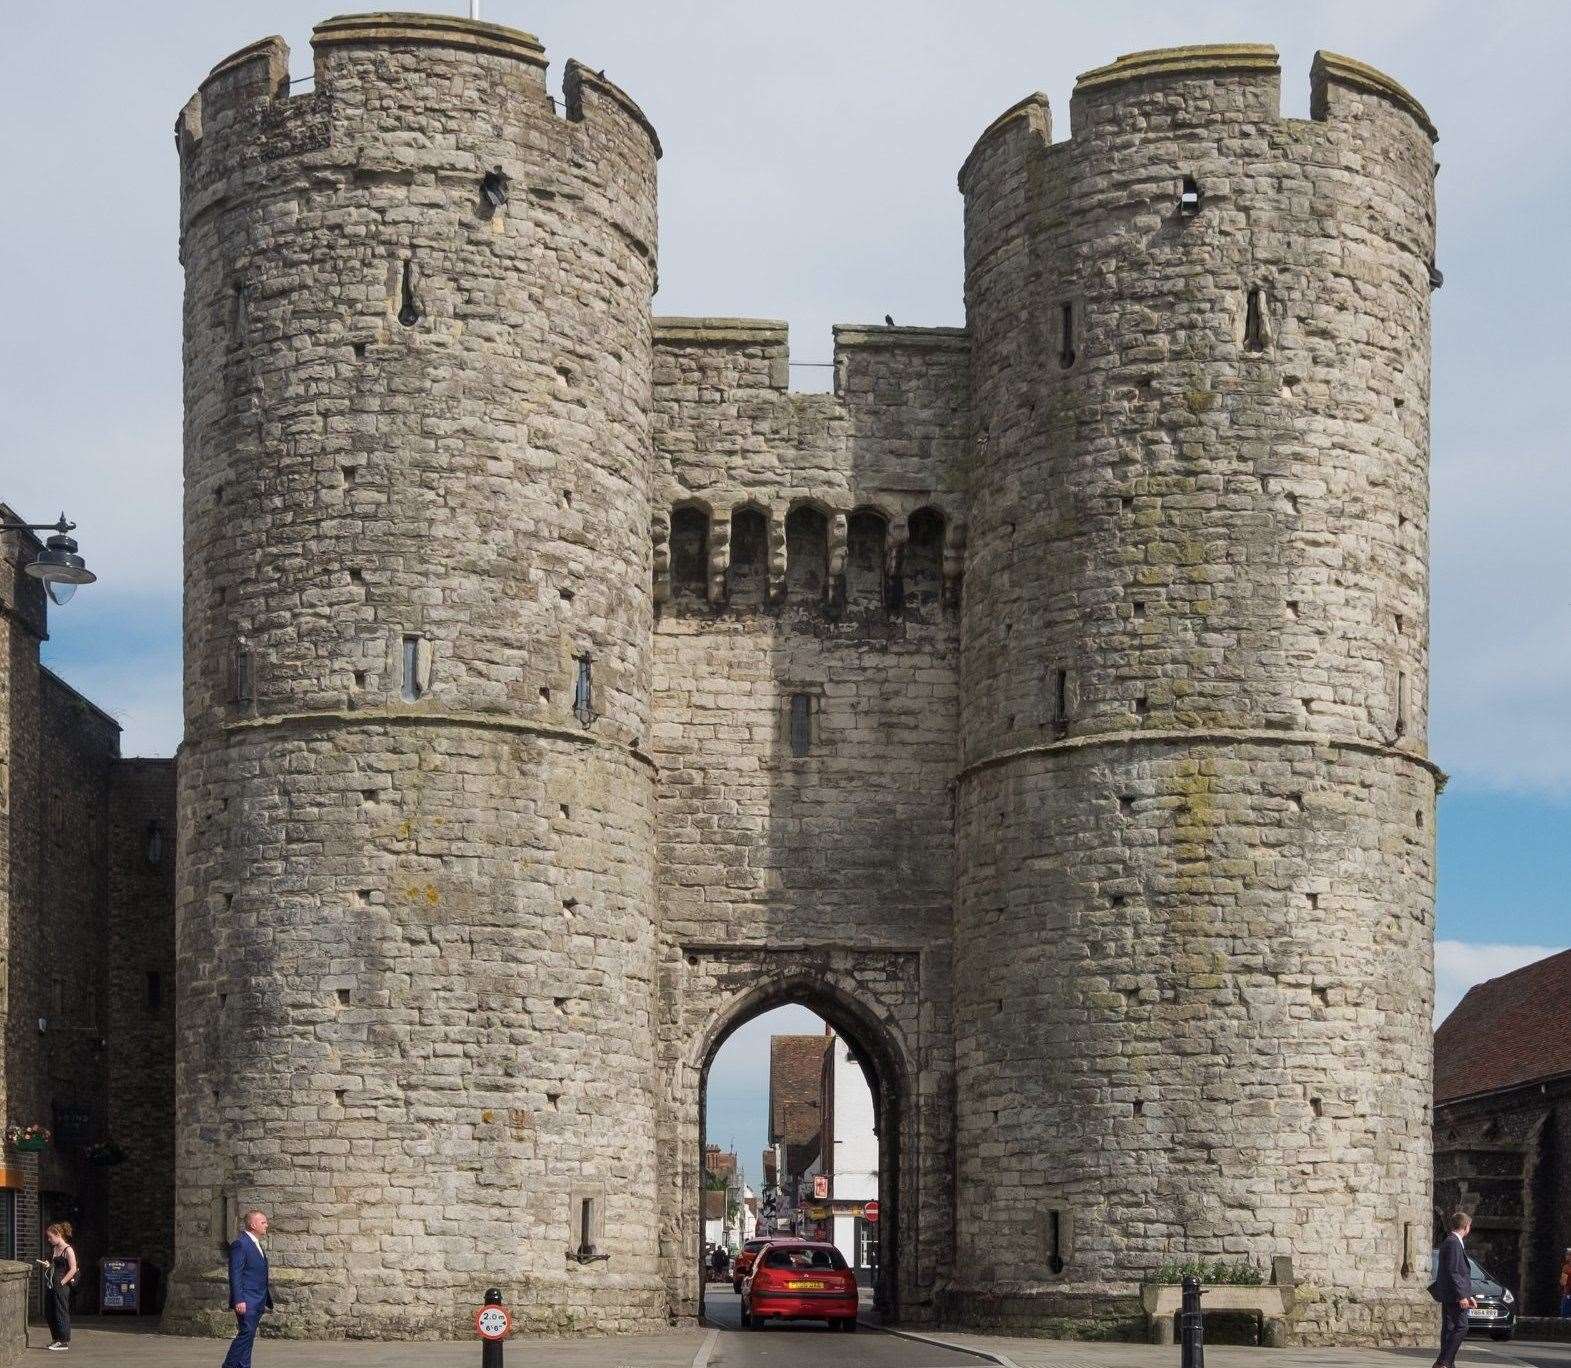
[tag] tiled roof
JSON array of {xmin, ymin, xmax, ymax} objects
[
  {"xmin": 769, "ymin": 1034, "xmax": 828, "ymax": 1145},
  {"xmin": 769, "ymin": 1033, "xmax": 828, "ymax": 1177},
  {"xmin": 702, "ymin": 1189, "xmax": 727, "ymax": 1221},
  {"xmin": 1434, "ymin": 947, "xmax": 1571, "ymax": 1103}
]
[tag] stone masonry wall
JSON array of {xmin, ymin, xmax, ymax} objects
[
  {"xmin": 950, "ymin": 48, "xmax": 1439, "ymax": 1344},
  {"xmin": 169, "ymin": 15, "xmax": 665, "ymax": 1336},
  {"xmin": 649, "ymin": 321, "xmax": 966, "ymax": 1323}
]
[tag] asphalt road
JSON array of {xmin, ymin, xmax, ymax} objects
[
  {"xmin": 1503, "ymin": 1341, "xmax": 1571, "ymax": 1368},
  {"xmin": 701, "ymin": 1289, "xmax": 982, "ymax": 1367}
]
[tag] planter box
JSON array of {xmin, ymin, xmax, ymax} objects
[
  {"xmin": 1141, "ymin": 1281, "xmax": 1294, "ymax": 1347},
  {"xmin": 11, "ymin": 1139, "xmax": 46, "ymax": 1153}
]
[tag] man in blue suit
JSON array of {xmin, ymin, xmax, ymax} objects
[
  {"xmin": 1432, "ymin": 1211, "xmax": 1476, "ymax": 1368},
  {"xmin": 222, "ymin": 1209, "xmax": 274, "ymax": 1368}
]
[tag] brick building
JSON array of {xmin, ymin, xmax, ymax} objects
[
  {"xmin": 1, "ymin": 510, "xmax": 176, "ymax": 1308},
  {"xmin": 1434, "ymin": 949, "xmax": 1571, "ymax": 1314},
  {"xmin": 768, "ymin": 1034, "xmax": 829, "ymax": 1202}
]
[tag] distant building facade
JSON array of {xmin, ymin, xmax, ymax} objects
[
  {"xmin": 0, "ymin": 511, "xmax": 176, "ymax": 1307},
  {"xmin": 1434, "ymin": 949, "xmax": 1571, "ymax": 1315},
  {"xmin": 816, "ymin": 1035, "xmax": 878, "ymax": 1280},
  {"xmin": 766, "ymin": 1034, "xmax": 828, "ymax": 1234}
]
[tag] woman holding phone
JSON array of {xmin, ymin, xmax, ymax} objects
[{"xmin": 36, "ymin": 1222, "xmax": 78, "ymax": 1351}]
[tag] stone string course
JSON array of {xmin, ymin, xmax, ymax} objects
[{"xmin": 171, "ymin": 17, "xmax": 1440, "ymax": 1346}]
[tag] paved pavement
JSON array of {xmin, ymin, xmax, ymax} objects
[
  {"xmin": 883, "ymin": 1328, "xmax": 1555, "ymax": 1368},
  {"xmin": 24, "ymin": 1317, "xmax": 709, "ymax": 1366},
  {"xmin": 1506, "ymin": 1343, "xmax": 1571, "ymax": 1368},
  {"xmin": 26, "ymin": 1313, "xmax": 1571, "ymax": 1368}
]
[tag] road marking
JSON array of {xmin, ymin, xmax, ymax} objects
[
  {"xmin": 690, "ymin": 1326, "xmax": 720, "ymax": 1368},
  {"xmin": 868, "ymin": 1322, "xmax": 1024, "ymax": 1367}
]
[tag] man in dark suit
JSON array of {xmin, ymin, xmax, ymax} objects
[
  {"xmin": 222, "ymin": 1209, "xmax": 275, "ymax": 1368},
  {"xmin": 1433, "ymin": 1210, "xmax": 1476, "ymax": 1368}
]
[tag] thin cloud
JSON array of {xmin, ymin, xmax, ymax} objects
[
  {"xmin": 1435, "ymin": 940, "xmax": 1567, "ymax": 1025},
  {"xmin": 4, "ymin": 1, "xmax": 1570, "ymax": 790}
]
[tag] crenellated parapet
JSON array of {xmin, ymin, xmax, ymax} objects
[
  {"xmin": 650, "ymin": 317, "xmax": 969, "ymax": 619},
  {"xmin": 177, "ymin": 15, "xmax": 658, "ymax": 262}
]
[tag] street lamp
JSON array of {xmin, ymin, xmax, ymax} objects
[{"xmin": 0, "ymin": 511, "xmax": 96, "ymax": 605}]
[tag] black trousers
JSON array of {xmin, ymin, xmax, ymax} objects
[
  {"xmin": 45, "ymin": 1282, "xmax": 70, "ymax": 1344},
  {"xmin": 1437, "ymin": 1301, "xmax": 1468, "ymax": 1366}
]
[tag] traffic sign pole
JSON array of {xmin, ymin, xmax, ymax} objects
[{"xmin": 476, "ymin": 1287, "xmax": 511, "ymax": 1367}]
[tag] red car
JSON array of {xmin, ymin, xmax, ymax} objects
[
  {"xmin": 730, "ymin": 1237, "xmax": 772, "ymax": 1293},
  {"xmin": 741, "ymin": 1240, "xmax": 859, "ymax": 1332}
]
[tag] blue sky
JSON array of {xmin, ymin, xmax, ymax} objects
[{"xmin": 11, "ymin": 2, "xmax": 1570, "ymax": 1117}]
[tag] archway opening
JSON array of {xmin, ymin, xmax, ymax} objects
[{"xmin": 697, "ymin": 993, "xmax": 902, "ymax": 1326}]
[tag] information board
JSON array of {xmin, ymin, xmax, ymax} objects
[
  {"xmin": 53, "ymin": 1103, "xmax": 92, "ymax": 1145},
  {"xmin": 100, "ymin": 1257, "xmax": 141, "ymax": 1314}
]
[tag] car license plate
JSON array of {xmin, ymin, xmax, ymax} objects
[
  {"xmin": 1472, "ymin": 1309, "xmax": 1498, "ymax": 1320},
  {"xmin": 787, "ymin": 1280, "xmax": 825, "ymax": 1290}
]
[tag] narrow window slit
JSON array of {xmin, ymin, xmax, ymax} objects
[
  {"xmin": 1048, "ymin": 668, "xmax": 1070, "ymax": 736},
  {"xmin": 1178, "ymin": 176, "xmax": 1202, "ymax": 217},
  {"xmin": 235, "ymin": 645, "xmax": 253, "ymax": 704},
  {"xmin": 789, "ymin": 693, "xmax": 813, "ymax": 758},
  {"xmin": 401, "ymin": 635, "xmax": 425, "ymax": 702},
  {"xmin": 1244, "ymin": 286, "xmax": 1269, "ymax": 352},
  {"xmin": 1395, "ymin": 669, "xmax": 1409, "ymax": 737},
  {"xmin": 572, "ymin": 655, "xmax": 594, "ymax": 726},
  {"xmin": 397, "ymin": 258, "xmax": 421, "ymax": 327},
  {"xmin": 1058, "ymin": 302, "xmax": 1076, "ymax": 369}
]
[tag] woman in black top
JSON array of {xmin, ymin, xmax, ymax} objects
[{"xmin": 37, "ymin": 1221, "xmax": 77, "ymax": 1351}]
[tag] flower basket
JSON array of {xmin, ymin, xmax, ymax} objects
[{"xmin": 6, "ymin": 1124, "xmax": 53, "ymax": 1152}]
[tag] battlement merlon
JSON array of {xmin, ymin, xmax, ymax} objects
[
  {"xmin": 177, "ymin": 14, "xmax": 660, "ymax": 166},
  {"xmin": 960, "ymin": 44, "xmax": 1436, "ymax": 190},
  {"xmin": 653, "ymin": 319, "xmax": 969, "ymax": 400}
]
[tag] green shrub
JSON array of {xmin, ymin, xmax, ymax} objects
[{"xmin": 1154, "ymin": 1258, "xmax": 1265, "ymax": 1286}]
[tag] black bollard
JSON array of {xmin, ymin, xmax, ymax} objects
[
  {"xmin": 480, "ymin": 1286, "xmax": 506, "ymax": 1368},
  {"xmin": 1180, "ymin": 1275, "xmax": 1205, "ymax": 1368}
]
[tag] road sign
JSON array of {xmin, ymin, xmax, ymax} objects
[
  {"xmin": 864, "ymin": 1200, "xmax": 879, "ymax": 1224},
  {"xmin": 475, "ymin": 1304, "xmax": 511, "ymax": 1341},
  {"xmin": 813, "ymin": 1175, "xmax": 829, "ymax": 1199}
]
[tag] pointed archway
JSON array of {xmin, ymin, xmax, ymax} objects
[{"xmin": 657, "ymin": 942, "xmax": 941, "ymax": 1325}]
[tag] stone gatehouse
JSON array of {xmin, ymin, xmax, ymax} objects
[{"xmin": 6, "ymin": 12, "xmax": 1445, "ymax": 1348}]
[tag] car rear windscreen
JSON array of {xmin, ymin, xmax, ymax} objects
[{"xmin": 763, "ymin": 1247, "xmax": 847, "ymax": 1270}]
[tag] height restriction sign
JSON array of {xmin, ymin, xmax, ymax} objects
[{"xmin": 475, "ymin": 1304, "xmax": 511, "ymax": 1341}]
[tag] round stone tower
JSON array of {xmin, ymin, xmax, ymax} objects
[
  {"xmin": 168, "ymin": 15, "xmax": 663, "ymax": 1336},
  {"xmin": 951, "ymin": 47, "xmax": 1440, "ymax": 1343}
]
